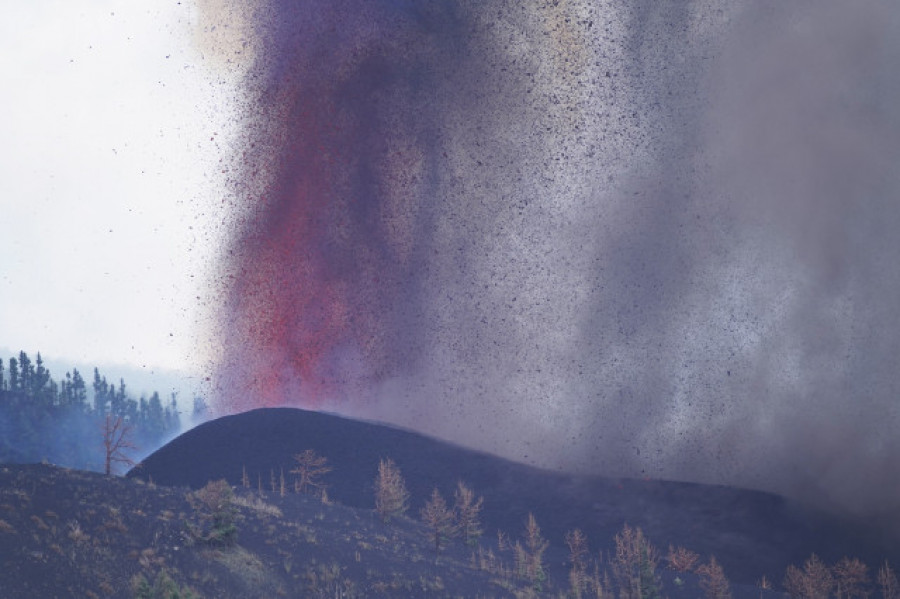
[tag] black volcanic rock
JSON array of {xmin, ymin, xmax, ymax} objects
[{"xmin": 130, "ymin": 408, "xmax": 898, "ymax": 585}]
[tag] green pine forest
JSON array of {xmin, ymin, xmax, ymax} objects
[{"xmin": 0, "ymin": 350, "xmax": 195, "ymax": 473}]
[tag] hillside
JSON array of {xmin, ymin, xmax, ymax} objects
[
  {"xmin": 2, "ymin": 408, "xmax": 898, "ymax": 597},
  {"xmin": 0, "ymin": 462, "xmax": 785, "ymax": 599},
  {"xmin": 0, "ymin": 463, "xmax": 527, "ymax": 598},
  {"xmin": 130, "ymin": 408, "xmax": 900, "ymax": 588}
]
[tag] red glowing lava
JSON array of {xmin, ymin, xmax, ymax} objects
[{"xmin": 211, "ymin": 4, "xmax": 437, "ymax": 414}]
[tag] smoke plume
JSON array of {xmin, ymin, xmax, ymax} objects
[{"xmin": 206, "ymin": 0, "xmax": 900, "ymax": 521}]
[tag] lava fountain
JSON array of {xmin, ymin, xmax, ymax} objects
[{"xmin": 207, "ymin": 0, "xmax": 900, "ymax": 522}]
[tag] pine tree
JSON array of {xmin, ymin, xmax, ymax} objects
[
  {"xmin": 453, "ymin": 481, "xmax": 483, "ymax": 545},
  {"xmin": 832, "ymin": 557, "xmax": 869, "ymax": 599},
  {"xmin": 879, "ymin": 561, "xmax": 899, "ymax": 599},
  {"xmin": 9, "ymin": 357, "xmax": 19, "ymax": 393},
  {"xmin": 167, "ymin": 393, "xmax": 181, "ymax": 432},
  {"xmin": 147, "ymin": 391, "xmax": 165, "ymax": 438},
  {"xmin": 697, "ymin": 556, "xmax": 731, "ymax": 599},
  {"xmin": 566, "ymin": 529, "xmax": 590, "ymax": 597},
  {"xmin": 124, "ymin": 397, "xmax": 138, "ymax": 424},
  {"xmin": 32, "ymin": 352, "xmax": 52, "ymax": 405},
  {"xmin": 93, "ymin": 368, "xmax": 109, "ymax": 414},
  {"xmin": 71, "ymin": 368, "xmax": 87, "ymax": 410},
  {"xmin": 784, "ymin": 554, "xmax": 834, "ymax": 599},
  {"xmin": 290, "ymin": 450, "xmax": 332, "ymax": 496},
  {"xmin": 111, "ymin": 378, "xmax": 127, "ymax": 418},
  {"xmin": 60, "ymin": 371, "xmax": 73, "ymax": 406},
  {"xmin": 192, "ymin": 396, "xmax": 209, "ymax": 422},
  {"xmin": 139, "ymin": 396, "xmax": 149, "ymax": 427},
  {"xmin": 374, "ymin": 458, "xmax": 409, "ymax": 522},
  {"xmin": 18, "ymin": 352, "xmax": 33, "ymax": 396},
  {"xmin": 613, "ymin": 524, "xmax": 660, "ymax": 599},
  {"xmin": 522, "ymin": 513, "xmax": 550, "ymax": 591},
  {"xmin": 420, "ymin": 488, "xmax": 456, "ymax": 554},
  {"xmin": 639, "ymin": 544, "xmax": 662, "ymax": 599}
]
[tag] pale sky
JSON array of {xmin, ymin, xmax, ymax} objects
[{"xmin": 0, "ymin": 1, "xmax": 236, "ymax": 375}]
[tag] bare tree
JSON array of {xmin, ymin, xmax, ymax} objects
[
  {"xmin": 374, "ymin": 458, "xmax": 409, "ymax": 522},
  {"xmin": 290, "ymin": 449, "xmax": 332, "ymax": 497},
  {"xmin": 102, "ymin": 413, "xmax": 136, "ymax": 476}
]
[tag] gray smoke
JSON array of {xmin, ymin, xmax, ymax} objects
[{"xmin": 218, "ymin": 0, "xmax": 900, "ymax": 522}]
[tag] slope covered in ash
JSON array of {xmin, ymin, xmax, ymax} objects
[
  {"xmin": 130, "ymin": 408, "xmax": 898, "ymax": 585},
  {"xmin": 0, "ymin": 463, "xmax": 530, "ymax": 598}
]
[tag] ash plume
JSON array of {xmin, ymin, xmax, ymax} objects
[{"xmin": 207, "ymin": 0, "xmax": 900, "ymax": 522}]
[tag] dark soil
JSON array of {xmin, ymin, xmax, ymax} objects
[
  {"xmin": 1, "ymin": 407, "xmax": 897, "ymax": 598},
  {"xmin": 0, "ymin": 464, "xmax": 522, "ymax": 598},
  {"xmin": 130, "ymin": 408, "xmax": 900, "ymax": 588}
]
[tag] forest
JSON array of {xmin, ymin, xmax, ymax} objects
[{"xmin": 0, "ymin": 350, "xmax": 194, "ymax": 473}]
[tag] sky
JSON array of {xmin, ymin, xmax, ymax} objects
[{"xmin": 0, "ymin": 1, "xmax": 232, "ymax": 380}]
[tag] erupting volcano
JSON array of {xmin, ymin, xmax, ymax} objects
[
  {"xmin": 208, "ymin": 0, "xmax": 900, "ymax": 523},
  {"xmin": 213, "ymin": 2, "xmax": 467, "ymax": 409}
]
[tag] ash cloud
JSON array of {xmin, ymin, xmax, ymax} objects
[{"xmin": 211, "ymin": 0, "xmax": 900, "ymax": 521}]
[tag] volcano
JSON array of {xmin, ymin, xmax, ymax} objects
[{"xmin": 128, "ymin": 407, "xmax": 899, "ymax": 587}]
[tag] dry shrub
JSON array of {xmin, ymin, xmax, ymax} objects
[
  {"xmin": 102, "ymin": 516, "xmax": 127, "ymax": 534},
  {"xmin": 232, "ymin": 493, "xmax": 283, "ymax": 517},
  {"xmin": 67, "ymin": 520, "xmax": 89, "ymax": 544},
  {"xmin": 666, "ymin": 545, "xmax": 700, "ymax": 573},
  {"xmin": 697, "ymin": 556, "xmax": 732, "ymax": 599},
  {"xmin": 191, "ymin": 479, "xmax": 237, "ymax": 545},
  {"xmin": 137, "ymin": 547, "xmax": 165, "ymax": 569},
  {"xmin": 30, "ymin": 515, "xmax": 49, "ymax": 530},
  {"xmin": 784, "ymin": 554, "xmax": 834, "ymax": 599}
]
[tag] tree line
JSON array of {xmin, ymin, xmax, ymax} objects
[{"xmin": 0, "ymin": 350, "xmax": 187, "ymax": 473}]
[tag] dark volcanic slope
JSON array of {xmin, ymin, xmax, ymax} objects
[{"xmin": 130, "ymin": 408, "xmax": 897, "ymax": 585}]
